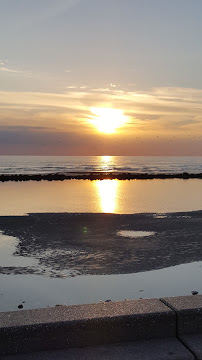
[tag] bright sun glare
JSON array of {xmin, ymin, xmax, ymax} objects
[{"xmin": 90, "ymin": 107, "xmax": 128, "ymax": 134}]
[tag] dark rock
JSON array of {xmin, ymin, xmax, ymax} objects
[
  {"xmin": 1, "ymin": 171, "xmax": 202, "ymax": 182},
  {"xmin": 18, "ymin": 304, "xmax": 23, "ymax": 309},
  {"xmin": 191, "ymin": 291, "xmax": 198, "ymax": 295}
]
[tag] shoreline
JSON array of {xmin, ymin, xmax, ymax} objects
[
  {"xmin": 1, "ymin": 211, "xmax": 202, "ymax": 319},
  {"xmin": 1, "ymin": 211, "xmax": 202, "ymax": 277},
  {"xmin": 0, "ymin": 171, "xmax": 202, "ymax": 181}
]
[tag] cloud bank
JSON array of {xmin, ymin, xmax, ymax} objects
[{"xmin": 0, "ymin": 86, "xmax": 202, "ymax": 155}]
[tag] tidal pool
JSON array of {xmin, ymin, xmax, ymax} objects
[
  {"xmin": 117, "ymin": 230, "xmax": 156, "ymax": 238},
  {"xmin": 1, "ymin": 261, "xmax": 202, "ymax": 312},
  {"xmin": 0, "ymin": 178, "xmax": 202, "ymax": 215},
  {"xmin": 1, "ymin": 211, "xmax": 202, "ymax": 312}
]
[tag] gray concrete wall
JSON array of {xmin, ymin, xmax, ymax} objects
[{"xmin": 1, "ymin": 296, "xmax": 202, "ymax": 358}]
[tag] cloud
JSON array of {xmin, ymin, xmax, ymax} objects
[
  {"xmin": 1, "ymin": 86, "xmax": 202, "ymax": 139},
  {"xmin": 0, "ymin": 125, "xmax": 116, "ymax": 156},
  {"xmin": 0, "ymin": 126, "xmax": 65, "ymax": 145},
  {"xmin": 0, "ymin": 125, "xmax": 202, "ymax": 156},
  {"xmin": 0, "ymin": 61, "xmax": 31, "ymax": 76},
  {"xmin": 65, "ymin": 85, "xmax": 87, "ymax": 90},
  {"xmin": 0, "ymin": 66, "xmax": 22, "ymax": 73},
  {"xmin": 92, "ymin": 88, "xmax": 111, "ymax": 92},
  {"xmin": 66, "ymin": 86, "xmax": 77, "ymax": 89}
]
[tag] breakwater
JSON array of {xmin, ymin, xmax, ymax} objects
[{"xmin": 0, "ymin": 171, "xmax": 202, "ymax": 182}]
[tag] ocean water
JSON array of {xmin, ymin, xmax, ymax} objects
[
  {"xmin": 0, "ymin": 155, "xmax": 202, "ymax": 174},
  {"xmin": 0, "ymin": 155, "xmax": 202, "ymax": 216},
  {"xmin": 1, "ymin": 155, "xmax": 202, "ymax": 311}
]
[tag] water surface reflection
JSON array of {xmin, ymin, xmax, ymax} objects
[
  {"xmin": 1, "ymin": 212, "xmax": 202, "ymax": 278},
  {"xmin": 1, "ymin": 261, "xmax": 202, "ymax": 312},
  {"xmin": 95, "ymin": 179, "xmax": 119, "ymax": 213},
  {"xmin": 0, "ymin": 179, "xmax": 202, "ymax": 215},
  {"xmin": 1, "ymin": 211, "xmax": 202, "ymax": 311},
  {"xmin": 100, "ymin": 155, "xmax": 114, "ymax": 171}
]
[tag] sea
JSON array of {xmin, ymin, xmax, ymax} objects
[
  {"xmin": 0, "ymin": 155, "xmax": 202, "ymax": 175},
  {"xmin": 1, "ymin": 155, "xmax": 202, "ymax": 311},
  {"xmin": 0, "ymin": 155, "xmax": 202, "ymax": 216}
]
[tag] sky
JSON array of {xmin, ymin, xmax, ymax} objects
[{"xmin": 1, "ymin": 0, "xmax": 202, "ymax": 155}]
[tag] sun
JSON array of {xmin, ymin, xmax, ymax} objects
[{"xmin": 89, "ymin": 107, "xmax": 128, "ymax": 134}]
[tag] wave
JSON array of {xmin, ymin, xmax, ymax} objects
[{"xmin": 0, "ymin": 156, "xmax": 202, "ymax": 176}]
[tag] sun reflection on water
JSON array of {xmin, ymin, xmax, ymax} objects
[
  {"xmin": 102, "ymin": 155, "xmax": 111, "ymax": 162},
  {"xmin": 95, "ymin": 179, "xmax": 119, "ymax": 213},
  {"xmin": 100, "ymin": 155, "xmax": 113, "ymax": 172}
]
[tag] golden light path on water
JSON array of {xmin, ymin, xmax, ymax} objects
[
  {"xmin": 100, "ymin": 155, "xmax": 112, "ymax": 171},
  {"xmin": 1, "ymin": 177, "xmax": 202, "ymax": 215},
  {"xmin": 95, "ymin": 156, "xmax": 119, "ymax": 213},
  {"xmin": 95, "ymin": 179, "xmax": 119, "ymax": 213}
]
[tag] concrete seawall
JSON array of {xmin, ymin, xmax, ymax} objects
[{"xmin": 1, "ymin": 296, "xmax": 202, "ymax": 359}]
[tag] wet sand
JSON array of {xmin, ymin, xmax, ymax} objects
[{"xmin": 0, "ymin": 211, "xmax": 202, "ymax": 277}]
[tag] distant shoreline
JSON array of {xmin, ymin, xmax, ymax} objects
[{"xmin": 0, "ymin": 171, "xmax": 202, "ymax": 182}]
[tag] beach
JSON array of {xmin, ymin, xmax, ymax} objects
[
  {"xmin": 1, "ymin": 174, "xmax": 202, "ymax": 310},
  {"xmin": 1, "ymin": 211, "xmax": 202, "ymax": 277},
  {"xmin": 1, "ymin": 210, "xmax": 202, "ymax": 311},
  {"xmin": 1, "ymin": 160, "xmax": 202, "ymax": 311}
]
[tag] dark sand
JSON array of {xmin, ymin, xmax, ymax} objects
[{"xmin": 0, "ymin": 211, "xmax": 202, "ymax": 277}]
